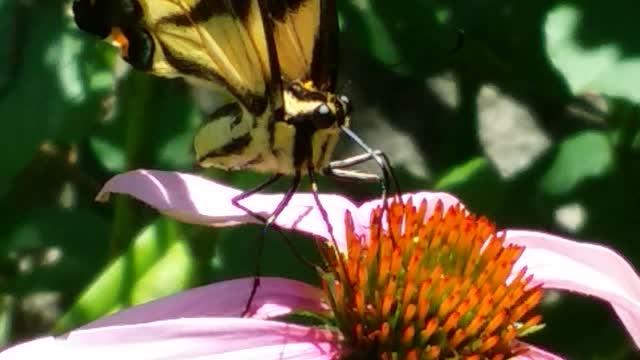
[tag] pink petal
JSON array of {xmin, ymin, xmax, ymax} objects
[
  {"xmin": 96, "ymin": 171, "xmax": 466, "ymax": 252},
  {"xmin": 513, "ymin": 342, "xmax": 564, "ymax": 360},
  {"xmin": 1, "ymin": 318, "xmax": 340, "ymax": 360},
  {"xmin": 96, "ymin": 170, "xmax": 356, "ymax": 247},
  {"xmin": 356, "ymin": 191, "xmax": 464, "ymax": 221},
  {"xmin": 84, "ymin": 277, "xmax": 327, "ymax": 329},
  {"xmin": 506, "ymin": 230, "xmax": 640, "ymax": 349}
]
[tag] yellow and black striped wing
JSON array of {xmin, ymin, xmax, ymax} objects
[
  {"xmin": 72, "ymin": 0, "xmax": 338, "ymax": 112},
  {"xmin": 73, "ymin": 0, "xmax": 275, "ymax": 115},
  {"xmin": 266, "ymin": 0, "xmax": 338, "ymax": 91}
]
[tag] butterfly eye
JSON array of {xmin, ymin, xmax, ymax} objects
[
  {"xmin": 312, "ymin": 103, "xmax": 334, "ymax": 129},
  {"xmin": 123, "ymin": 28, "xmax": 155, "ymax": 71},
  {"xmin": 316, "ymin": 104, "xmax": 330, "ymax": 115}
]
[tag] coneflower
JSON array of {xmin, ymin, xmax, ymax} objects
[{"xmin": 2, "ymin": 170, "xmax": 638, "ymax": 359}]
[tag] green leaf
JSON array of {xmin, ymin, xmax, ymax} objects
[
  {"xmin": 0, "ymin": 2, "xmax": 115, "ymax": 196},
  {"xmin": 211, "ymin": 225, "xmax": 320, "ymax": 286},
  {"xmin": 434, "ymin": 157, "xmax": 506, "ymax": 217},
  {"xmin": 54, "ymin": 219, "xmax": 197, "ymax": 332},
  {"xmin": 89, "ymin": 138, "xmax": 126, "ymax": 173},
  {"xmin": 338, "ymin": 0, "xmax": 455, "ymax": 73},
  {"xmin": 91, "ymin": 72, "xmax": 200, "ymax": 172},
  {"xmin": 1, "ymin": 208, "xmax": 109, "ymax": 295},
  {"xmin": 540, "ymin": 130, "xmax": 613, "ymax": 195},
  {"xmin": 0, "ymin": 297, "xmax": 13, "ymax": 347},
  {"xmin": 435, "ymin": 157, "xmax": 488, "ymax": 190},
  {"xmin": 338, "ymin": 1, "xmax": 400, "ymax": 65},
  {"xmin": 545, "ymin": 4, "xmax": 640, "ymax": 102}
]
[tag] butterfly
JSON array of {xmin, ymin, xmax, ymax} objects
[{"xmin": 73, "ymin": 0, "xmax": 398, "ymax": 311}]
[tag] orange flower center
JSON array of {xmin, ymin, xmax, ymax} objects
[{"xmin": 319, "ymin": 198, "xmax": 543, "ymax": 360}]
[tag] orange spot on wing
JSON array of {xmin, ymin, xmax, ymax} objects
[{"xmin": 109, "ymin": 27, "xmax": 130, "ymax": 58}]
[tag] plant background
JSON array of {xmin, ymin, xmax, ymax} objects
[{"xmin": 1, "ymin": 0, "xmax": 639, "ymax": 358}]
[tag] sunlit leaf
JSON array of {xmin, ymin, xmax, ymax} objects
[
  {"xmin": 540, "ymin": 130, "xmax": 613, "ymax": 195},
  {"xmin": 2, "ymin": 208, "xmax": 108, "ymax": 295},
  {"xmin": 545, "ymin": 4, "xmax": 640, "ymax": 103},
  {"xmin": 435, "ymin": 157, "xmax": 487, "ymax": 189},
  {"xmin": 91, "ymin": 72, "xmax": 200, "ymax": 171},
  {"xmin": 54, "ymin": 219, "xmax": 197, "ymax": 332},
  {"xmin": 89, "ymin": 138, "xmax": 126, "ymax": 173},
  {"xmin": 0, "ymin": 2, "xmax": 114, "ymax": 196},
  {"xmin": 434, "ymin": 157, "xmax": 506, "ymax": 216},
  {"xmin": 0, "ymin": 297, "xmax": 13, "ymax": 347}
]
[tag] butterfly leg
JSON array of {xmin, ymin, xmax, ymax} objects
[
  {"xmin": 326, "ymin": 151, "xmax": 401, "ymax": 202},
  {"xmin": 335, "ymin": 127, "xmax": 402, "ymax": 202},
  {"xmin": 231, "ymin": 172, "xmax": 304, "ymax": 316},
  {"xmin": 325, "ymin": 128, "xmax": 403, "ymax": 245},
  {"xmin": 328, "ymin": 128, "xmax": 402, "ymax": 209},
  {"xmin": 232, "ymin": 173, "xmax": 283, "ymax": 223},
  {"xmin": 307, "ymin": 166, "xmax": 338, "ymax": 247}
]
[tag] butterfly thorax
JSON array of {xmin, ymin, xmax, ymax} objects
[{"xmin": 194, "ymin": 80, "xmax": 351, "ymax": 175}]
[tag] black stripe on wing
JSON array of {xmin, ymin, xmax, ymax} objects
[
  {"xmin": 310, "ymin": 0, "xmax": 338, "ymax": 92},
  {"xmin": 266, "ymin": 0, "xmax": 338, "ymax": 91},
  {"xmin": 257, "ymin": 0, "xmax": 285, "ymax": 117},
  {"xmin": 159, "ymin": 40, "xmax": 268, "ymax": 115},
  {"xmin": 197, "ymin": 133, "xmax": 253, "ymax": 162},
  {"xmin": 159, "ymin": 0, "xmax": 284, "ymax": 118},
  {"xmin": 161, "ymin": 0, "xmax": 252, "ymax": 26},
  {"xmin": 266, "ymin": 0, "xmax": 305, "ymax": 20}
]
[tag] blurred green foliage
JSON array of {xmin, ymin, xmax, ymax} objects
[{"xmin": 0, "ymin": 0, "xmax": 639, "ymax": 359}]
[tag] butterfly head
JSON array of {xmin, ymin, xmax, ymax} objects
[
  {"xmin": 283, "ymin": 80, "xmax": 351, "ymax": 131},
  {"xmin": 72, "ymin": 0, "xmax": 139, "ymax": 38},
  {"xmin": 73, "ymin": 0, "xmax": 155, "ymax": 70}
]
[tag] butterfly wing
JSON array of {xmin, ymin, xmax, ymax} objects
[
  {"xmin": 73, "ymin": 0, "xmax": 337, "ymax": 113},
  {"xmin": 267, "ymin": 0, "xmax": 338, "ymax": 91},
  {"xmin": 73, "ymin": 0, "xmax": 341, "ymax": 174},
  {"xmin": 73, "ymin": 0, "xmax": 281, "ymax": 115}
]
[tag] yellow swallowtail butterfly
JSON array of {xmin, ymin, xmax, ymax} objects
[{"xmin": 73, "ymin": 0, "xmax": 397, "ymax": 309}]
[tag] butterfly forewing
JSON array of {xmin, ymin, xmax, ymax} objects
[
  {"xmin": 132, "ymin": 1, "xmax": 274, "ymax": 114},
  {"xmin": 74, "ymin": 0, "xmax": 335, "ymax": 110}
]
